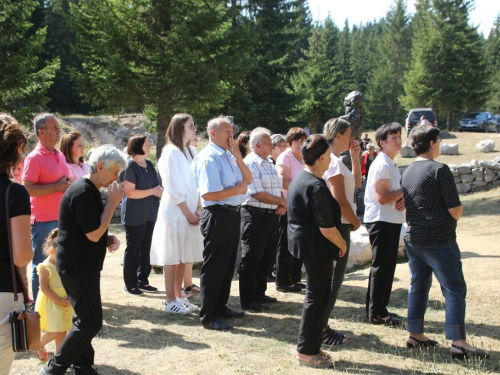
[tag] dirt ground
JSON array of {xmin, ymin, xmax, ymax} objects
[{"xmin": 9, "ymin": 130, "xmax": 500, "ymax": 374}]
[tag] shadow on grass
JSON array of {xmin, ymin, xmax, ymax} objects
[
  {"xmin": 461, "ymin": 251, "xmax": 500, "ymax": 259},
  {"xmin": 461, "ymin": 194, "xmax": 500, "ymax": 217},
  {"xmin": 92, "ymin": 365, "xmax": 142, "ymax": 375}
]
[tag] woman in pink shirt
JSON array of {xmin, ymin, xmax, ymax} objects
[
  {"xmin": 59, "ymin": 132, "xmax": 89, "ymax": 180},
  {"xmin": 275, "ymin": 127, "xmax": 307, "ymax": 293}
]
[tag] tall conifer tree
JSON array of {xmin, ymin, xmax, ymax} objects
[{"xmin": 0, "ymin": 0, "xmax": 59, "ymax": 124}]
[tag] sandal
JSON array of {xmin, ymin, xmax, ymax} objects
[
  {"xmin": 371, "ymin": 316, "xmax": 400, "ymax": 327},
  {"xmin": 185, "ymin": 284, "xmax": 200, "ymax": 293},
  {"xmin": 324, "ymin": 326, "xmax": 349, "ymax": 339},
  {"xmin": 388, "ymin": 312, "xmax": 399, "ymax": 318},
  {"xmin": 450, "ymin": 344, "xmax": 490, "ymax": 360},
  {"xmin": 322, "ymin": 327, "xmax": 348, "ymax": 347},
  {"xmin": 296, "ymin": 353, "xmax": 333, "ymax": 368},
  {"xmin": 406, "ymin": 336, "xmax": 438, "ymax": 348},
  {"xmin": 35, "ymin": 347, "xmax": 48, "ymax": 362},
  {"xmin": 181, "ymin": 288, "xmax": 191, "ymax": 298},
  {"xmin": 319, "ymin": 349, "xmax": 332, "ymax": 360}
]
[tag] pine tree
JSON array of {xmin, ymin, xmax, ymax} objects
[
  {"xmin": 366, "ymin": 0, "xmax": 412, "ymax": 128},
  {"xmin": 485, "ymin": 15, "xmax": 500, "ymax": 113},
  {"xmin": 290, "ymin": 17, "xmax": 342, "ymax": 132},
  {"xmin": 42, "ymin": 0, "xmax": 91, "ymax": 114},
  {"xmin": 335, "ymin": 20, "xmax": 355, "ymax": 100},
  {"xmin": 69, "ymin": 0, "xmax": 253, "ymax": 155},
  {"xmin": 222, "ymin": 0, "xmax": 312, "ymax": 134},
  {"xmin": 402, "ymin": 0, "xmax": 487, "ymax": 130},
  {"xmin": 0, "ymin": 0, "xmax": 59, "ymax": 124}
]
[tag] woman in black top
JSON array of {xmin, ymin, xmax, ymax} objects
[
  {"xmin": 0, "ymin": 114, "xmax": 34, "ymax": 373},
  {"xmin": 121, "ymin": 135, "xmax": 163, "ymax": 296},
  {"xmin": 287, "ymin": 135, "xmax": 346, "ymax": 368},
  {"xmin": 401, "ymin": 125, "xmax": 489, "ymax": 360}
]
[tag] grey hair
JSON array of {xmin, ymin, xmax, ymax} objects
[
  {"xmin": 323, "ymin": 118, "xmax": 350, "ymax": 143},
  {"xmin": 88, "ymin": 144, "xmax": 127, "ymax": 173},
  {"xmin": 270, "ymin": 134, "xmax": 286, "ymax": 147},
  {"xmin": 249, "ymin": 127, "xmax": 272, "ymax": 149},
  {"xmin": 33, "ymin": 113, "xmax": 57, "ymax": 135},
  {"xmin": 207, "ymin": 116, "xmax": 232, "ymax": 134}
]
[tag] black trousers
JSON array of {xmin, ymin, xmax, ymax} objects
[
  {"xmin": 45, "ymin": 270, "xmax": 102, "ymax": 375},
  {"xmin": 322, "ymin": 223, "xmax": 352, "ymax": 328},
  {"xmin": 123, "ymin": 221, "xmax": 155, "ymax": 290},
  {"xmin": 239, "ymin": 207, "xmax": 279, "ymax": 306},
  {"xmin": 297, "ymin": 253, "xmax": 334, "ymax": 355},
  {"xmin": 365, "ymin": 221, "xmax": 402, "ymax": 320},
  {"xmin": 199, "ymin": 206, "xmax": 240, "ymax": 325},
  {"xmin": 275, "ymin": 215, "xmax": 303, "ymax": 287}
]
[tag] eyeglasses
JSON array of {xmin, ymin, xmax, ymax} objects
[{"xmin": 187, "ymin": 125, "xmax": 197, "ymax": 131}]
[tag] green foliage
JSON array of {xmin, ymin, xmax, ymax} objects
[
  {"xmin": 401, "ymin": 0, "xmax": 487, "ymax": 129},
  {"xmin": 69, "ymin": 0, "xmax": 253, "ymax": 156},
  {"xmin": 222, "ymin": 0, "xmax": 312, "ymax": 134},
  {"xmin": 290, "ymin": 18, "xmax": 342, "ymax": 132},
  {"xmin": 485, "ymin": 15, "xmax": 500, "ymax": 113},
  {"xmin": 0, "ymin": 0, "xmax": 59, "ymax": 124},
  {"xmin": 366, "ymin": 0, "xmax": 412, "ymax": 128}
]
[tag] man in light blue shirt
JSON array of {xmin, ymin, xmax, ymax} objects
[
  {"xmin": 191, "ymin": 117, "xmax": 252, "ymax": 331},
  {"xmin": 239, "ymin": 128, "xmax": 287, "ymax": 312}
]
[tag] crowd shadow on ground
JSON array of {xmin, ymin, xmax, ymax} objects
[{"xmin": 461, "ymin": 194, "xmax": 500, "ymax": 217}]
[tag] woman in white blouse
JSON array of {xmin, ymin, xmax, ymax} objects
[
  {"xmin": 150, "ymin": 114, "xmax": 203, "ymax": 315},
  {"xmin": 364, "ymin": 122, "xmax": 405, "ymax": 327},
  {"xmin": 59, "ymin": 132, "xmax": 88, "ymax": 180},
  {"xmin": 321, "ymin": 118, "xmax": 361, "ymax": 346}
]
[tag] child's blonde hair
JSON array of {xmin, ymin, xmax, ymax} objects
[{"xmin": 42, "ymin": 228, "xmax": 59, "ymax": 256}]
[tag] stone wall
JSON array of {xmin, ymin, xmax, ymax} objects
[
  {"xmin": 100, "ymin": 191, "xmax": 123, "ymax": 224},
  {"xmin": 449, "ymin": 157, "xmax": 500, "ymax": 193}
]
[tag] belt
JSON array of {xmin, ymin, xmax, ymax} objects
[
  {"xmin": 221, "ymin": 204, "xmax": 241, "ymax": 212},
  {"xmin": 242, "ymin": 205, "xmax": 276, "ymax": 215}
]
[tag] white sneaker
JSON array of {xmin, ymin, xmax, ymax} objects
[
  {"xmin": 179, "ymin": 297, "xmax": 199, "ymax": 312},
  {"xmin": 164, "ymin": 299, "xmax": 190, "ymax": 315}
]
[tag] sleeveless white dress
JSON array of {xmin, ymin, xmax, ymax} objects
[{"xmin": 150, "ymin": 145, "xmax": 203, "ymax": 265}]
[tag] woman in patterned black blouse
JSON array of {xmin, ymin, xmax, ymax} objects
[
  {"xmin": 401, "ymin": 125, "xmax": 489, "ymax": 360},
  {"xmin": 121, "ymin": 135, "xmax": 163, "ymax": 296}
]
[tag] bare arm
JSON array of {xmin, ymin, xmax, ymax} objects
[
  {"xmin": 23, "ymin": 177, "xmax": 71, "ymax": 197},
  {"xmin": 229, "ymin": 137, "xmax": 252, "ymax": 185},
  {"xmin": 122, "ymin": 180, "xmax": 163, "ymax": 199},
  {"xmin": 448, "ymin": 205, "xmax": 463, "ymax": 220},
  {"xmin": 277, "ymin": 165, "xmax": 292, "ymax": 190},
  {"xmin": 327, "ymin": 175, "xmax": 361, "ymax": 230},
  {"xmin": 350, "ymin": 140, "xmax": 362, "ymax": 189},
  {"xmin": 86, "ymin": 183, "xmax": 124, "ymax": 242},
  {"xmin": 10, "ymin": 215, "xmax": 33, "ymax": 267},
  {"xmin": 319, "ymin": 226, "xmax": 347, "ymax": 257},
  {"xmin": 202, "ymin": 180, "xmax": 248, "ymax": 202},
  {"xmin": 252, "ymin": 192, "xmax": 287, "ymax": 207},
  {"xmin": 178, "ymin": 201, "xmax": 200, "ymax": 226},
  {"xmin": 374, "ymin": 179, "xmax": 403, "ymax": 205}
]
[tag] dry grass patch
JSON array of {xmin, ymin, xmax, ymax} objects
[{"xmin": 12, "ymin": 186, "xmax": 500, "ymax": 374}]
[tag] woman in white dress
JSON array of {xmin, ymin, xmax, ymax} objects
[{"xmin": 150, "ymin": 113, "xmax": 204, "ymax": 314}]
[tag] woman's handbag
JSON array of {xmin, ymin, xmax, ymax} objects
[{"xmin": 5, "ymin": 183, "xmax": 41, "ymax": 352}]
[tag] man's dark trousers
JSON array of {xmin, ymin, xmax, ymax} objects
[{"xmin": 199, "ymin": 205, "xmax": 240, "ymax": 325}]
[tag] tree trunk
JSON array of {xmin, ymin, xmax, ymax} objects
[
  {"xmin": 446, "ymin": 108, "xmax": 453, "ymax": 131},
  {"xmin": 156, "ymin": 102, "xmax": 171, "ymax": 162}
]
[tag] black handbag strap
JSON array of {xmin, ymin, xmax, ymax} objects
[{"xmin": 5, "ymin": 182, "xmax": 29, "ymax": 304}]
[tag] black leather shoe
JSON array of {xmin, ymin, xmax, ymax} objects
[
  {"xmin": 261, "ymin": 295, "xmax": 278, "ymax": 303},
  {"xmin": 294, "ymin": 282, "xmax": 306, "ymax": 289},
  {"xmin": 203, "ymin": 319, "xmax": 234, "ymax": 331},
  {"xmin": 242, "ymin": 300, "xmax": 268, "ymax": 312},
  {"xmin": 219, "ymin": 309, "xmax": 245, "ymax": 319},
  {"xmin": 276, "ymin": 285, "xmax": 302, "ymax": 293}
]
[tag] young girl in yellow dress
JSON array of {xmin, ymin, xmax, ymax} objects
[{"xmin": 34, "ymin": 229, "xmax": 74, "ymax": 362}]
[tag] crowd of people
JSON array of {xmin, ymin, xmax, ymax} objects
[{"xmin": 0, "ymin": 111, "xmax": 491, "ymax": 374}]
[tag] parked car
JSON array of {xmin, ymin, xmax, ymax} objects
[
  {"xmin": 458, "ymin": 112, "xmax": 496, "ymax": 132},
  {"xmin": 405, "ymin": 108, "xmax": 438, "ymax": 136}
]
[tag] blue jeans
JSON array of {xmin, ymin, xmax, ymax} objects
[
  {"xmin": 405, "ymin": 241, "xmax": 467, "ymax": 340},
  {"xmin": 31, "ymin": 220, "xmax": 58, "ymax": 301}
]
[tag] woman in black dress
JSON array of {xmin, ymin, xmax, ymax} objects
[{"xmin": 287, "ymin": 135, "xmax": 347, "ymax": 368}]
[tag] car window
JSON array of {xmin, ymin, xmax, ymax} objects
[
  {"xmin": 464, "ymin": 112, "xmax": 487, "ymax": 119},
  {"xmin": 409, "ymin": 111, "xmax": 435, "ymax": 122}
]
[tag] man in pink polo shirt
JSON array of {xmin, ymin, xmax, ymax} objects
[{"xmin": 22, "ymin": 113, "xmax": 72, "ymax": 301}]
